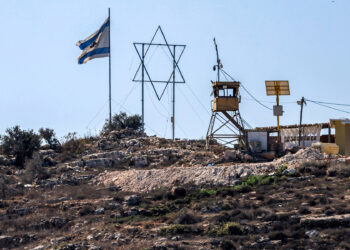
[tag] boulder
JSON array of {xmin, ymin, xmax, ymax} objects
[
  {"xmin": 132, "ymin": 156, "xmax": 148, "ymax": 168},
  {"xmin": 224, "ymin": 150, "xmax": 238, "ymax": 161},
  {"xmin": 125, "ymin": 195, "xmax": 140, "ymax": 206}
]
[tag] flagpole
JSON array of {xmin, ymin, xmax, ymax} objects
[{"xmin": 108, "ymin": 8, "xmax": 112, "ymax": 129}]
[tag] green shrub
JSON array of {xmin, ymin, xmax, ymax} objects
[
  {"xmin": 1, "ymin": 126, "xmax": 41, "ymax": 167},
  {"xmin": 102, "ymin": 112, "xmax": 142, "ymax": 133},
  {"xmin": 159, "ymin": 224, "xmax": 191, "ymax": 235},
  {"xmin": 199, "ymin": 189, "xmax": 217, "ymax": 197},
  {"xmin": 208, "ymin": 222, "xmax": 243, "ymax": 236}
]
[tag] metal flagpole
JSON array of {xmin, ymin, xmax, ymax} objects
[{"xmin": 108, "ymin": 8, "xmax": 112, "ymax": 129}]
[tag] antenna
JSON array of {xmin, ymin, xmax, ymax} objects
[{"xmin": 213, "ymin": 38, "xmax": 223, "ymax": 82}]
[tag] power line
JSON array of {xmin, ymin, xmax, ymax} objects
[
  {"xmin": 305, "ymin": 98, "xmax": 350, "ymax": 107},
  {"xmin": 111, "ymin": 98, "xmax": 162, "ymax": 136},
  {"xmin": 221, "ymin": 69, "xmax": 272, "ymax": 111},
  {"xmin": 306, "ymin": 99, "xmax": 350, "ymax": 114}
]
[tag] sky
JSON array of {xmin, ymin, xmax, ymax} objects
[{"xmin": 1, "ymin": 0, "xmax": 349, "ymax": 140}]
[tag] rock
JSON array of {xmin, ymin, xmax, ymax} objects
[
  {"xmin": 95, "ymin": 207, "xmax": 105, "ymax": 215},
  {"xmin": 129, "ymin": 208, "xmax": 139, "ymax": 216},
  {"xmin": 0, "ymin": 155, "xmax": 11, "ymax": 165},
  {"xmin": 210, "ymin": 238, "xmax": 221, "ymax": 246},
  {"xmin": 171, "ymin": 186, "xmax": 186, "ymax": 198},
  {"xmin": 87, "ymin": 234, "xmax": 94, "ymax": 241},
  {"xmin": 125, "ymin": 195, "xmax": 140, "ymax": 206},
  {"xmin": 132, "ymin": 156, "xmax": 148, "ymax": 167},
  {"xmin": 305, "ymin": 230, "xmax": 319, "ymax": 238},
  {"xmin": 224, "ymin": 150, "xmax": 238, "ymax": 161},
  {"xmin": 107, "ymin": 202, "xmax": 120, "ymax": 210},
  {"xmin": 240, "ymin": 169, "xmax": 252, "ymax": 178},
  {"xmin": 256, "ymin": 237, "xmax": 270, "ymax": 244},
  {"xmin": 282, "ymin": 168, "xmax": 296, "ymax": 175},
  {"xmin": 260, "ymin": 151, "xmax": 276, "ymax": 160},
  {"xmin": 32, "ymin": 245, "xmax": 45, "ymax": 250},
  {"xmin": 0, "ymin": 235, "xmax": 14, "ymax": 247}
]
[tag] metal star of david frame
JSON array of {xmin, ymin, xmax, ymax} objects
[{"xmin": 132, "ymin": 26, "xmax": 186, "ymax": 101}]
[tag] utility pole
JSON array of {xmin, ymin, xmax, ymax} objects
[{"xmin": 298, "ymin": 97, "xmax": 306, "ymax": 146}]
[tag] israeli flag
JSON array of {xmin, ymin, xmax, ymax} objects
[{"xmin": 76, "ymin": 17, "xmax": 110, "ymax": 64}]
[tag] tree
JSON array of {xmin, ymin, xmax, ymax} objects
[
  {"xmin": 39, "ymin": 128, "xmax": 60, "ymax": 150},
  {"xmin": 1, "ymin": 126, "xmax": 41, "ymax": 167},
  {"xmin": 102, "ymin": 112, "xmax": 142, "ymax": 133},
  {"xmin": 21, "ymin": 152, "xmax": 48, "ymax": 184}
]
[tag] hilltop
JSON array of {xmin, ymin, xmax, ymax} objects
[{"xmin": 0, "ymin": 128, "xmax": 349, "ymax": 249}]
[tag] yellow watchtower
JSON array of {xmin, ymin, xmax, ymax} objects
[
  {"xmin": 212, "ymin": 81, "xmax": 240, "ymax": 112},
  {"xmin": 206, "ymin": 38, "xmax": 247, "ymax": 149}
]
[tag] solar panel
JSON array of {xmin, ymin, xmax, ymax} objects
[{"xmin": 265, "ymin": 81, "xmax": 290, "ymax": 96}]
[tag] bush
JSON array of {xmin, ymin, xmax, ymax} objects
[
  {"xmin": 57, "ymin": 132, "xmax": 92, "ymax": 162},
  {"xmin": 199, "ymin": 189, "xmax": 217, "ymax": 197},
  {"xmin": 102, "ymin": 112, "xmax": 142, "ymax": 133},
  {"xmin": 1, "ymin": 126, "xmax": 41, "ymax": 167},
  {"xmin": 39, "ymin": 128, "xmax": 60, "ymax": 150},
  {"xmin": 159, "ymin": 224, "xmax": 192, "ymax": 236},
  {"xmin": 21, "ymin": 152, "xmax": 49, "ymax": 184},
  {"xmin": 169, "ymin": 209, "xmax": 201, "ymax": 225},
  {"xmin": 207, "ymin": 222, "xmax": 244, "ymax": 236}
]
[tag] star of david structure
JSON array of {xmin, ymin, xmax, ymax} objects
[{"xmin": 132, "ymin": 26, "xmax": 186, "ymax": 140}]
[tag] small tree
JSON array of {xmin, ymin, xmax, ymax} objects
[
  {"xmin": 102, "ymin": 112, "xmax": 142, "ymax": 133},
  {"xmin": 21, "ymin": 152, "xmax": 48, "ymax": 184},
  {"xmin": 1, "ymin": 126, "xmax": 41, "ymax": 167},
  {"xmin": 39, "ymin": 128, "xmax": 60, "ymax": 150}
]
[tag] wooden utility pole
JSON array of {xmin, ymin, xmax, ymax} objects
[{"xmin": 298, "ymin": 97, "xmax": 306, "ymax": 146}]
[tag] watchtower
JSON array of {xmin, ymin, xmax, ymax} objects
[
  {"xmin": 212, "ymin": 81, "xmax": 240, "ymax": 111},
  {"xmin": 206, "ymin": 39, "xmax": 247, "ymax": 149}
]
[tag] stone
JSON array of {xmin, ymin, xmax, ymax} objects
[
  {"xmin": 132, "ymin": 156, "xmax": 148, "ymax": 167},
  {"xmin": 95, "ymin": 207, "xmax": 105, "ymax": 215},
  {"xmin": 32, "ymin": 245, "xmax": 45, "ymax": 250},
  {"xmin": 87, "ymin": 234, "xmax": 94, "ymax": 241},
  {"xmin": 125, "ymin": 195, "xmax": 140, "ymax": 206},
  {"xmin": 305, "ymin": 230, "xmax": 319, "ymax": 238},
  {"xmin": 129, "ymin": 208, "xmax": 139, "ymax": 216},
  {"xmin": 224, "ymin": 150, "xmax": 238, "ymax": 161}
]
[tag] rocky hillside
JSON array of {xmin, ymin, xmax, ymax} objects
[{"xmin": 0, "ymin": 129, "xmax": 349, "ymax": 249}]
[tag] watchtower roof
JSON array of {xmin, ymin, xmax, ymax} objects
[{"xmin": 212, "ymin": 81, "xmax": 240, "ymax": 87}]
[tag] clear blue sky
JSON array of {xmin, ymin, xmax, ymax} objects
[{"xmin": 1, "ymin": 0, "xmax": 349, "ymax": 139}]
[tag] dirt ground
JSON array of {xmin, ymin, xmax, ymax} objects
[{"xmin": 1, "ymin": 160, "xmax": 350, "ymax": 249}]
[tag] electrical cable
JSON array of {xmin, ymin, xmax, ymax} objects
[
  {"xmin": 86, "ymin": 100, "xmax": 109, "ymax": 129},
  {"xmin": 306, "ymin": 99, "xmax": 350, "ymax": 114},
  {"xmin": 177, "ymin": 86, "xmax": 207, "ymax": 125},
  {"xmin": 305, "ymin": 98, "xmax": 350, "ymax": 107},
  {"xmin": 185, "ymin": 83, "xmax": 212, "ymax": 115},
  {"xmin": 221, "ymin": 69, "xmax": 272, "ymax": 111},
  {"xmin": 110, "ymin": 98, "xmax": 161, "ymax": 136}
]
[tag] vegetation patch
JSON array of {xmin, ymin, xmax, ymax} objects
[
  {"xmin": 159, "ymin": 224, "xmax": 192, "ymax": 236},
  {"xmin": 207, "ymin": 222, "xmax": 244, "ymax": 236}
]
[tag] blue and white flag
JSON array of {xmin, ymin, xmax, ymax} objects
[{"xmin": 76, "ymin": 17, "xmax": 110, "ymax": 64}]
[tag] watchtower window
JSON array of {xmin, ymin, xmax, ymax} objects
[{"xmin": 218, "ymin": 87, "xmax": 236, "ymax": 97}]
